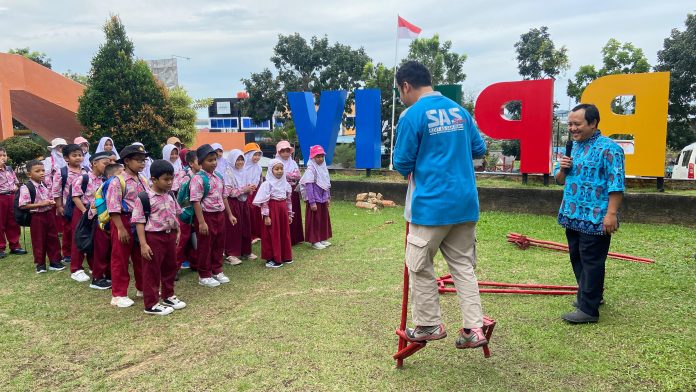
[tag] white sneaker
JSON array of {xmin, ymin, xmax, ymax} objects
[
  {"xmin": 311, "ymin": 242, "xmax": 326, "ymax": 250},
  {"xmin": 163, "ymin": 296, "xmax": 187, "ymax": 310},
  {"xmin": 225, "ymin": 255, "xmax": 242, "ymax": 266},
  {"xmin": 213, "ymin": 272, "xmax": 230, "ymax": 284},
  {"xmin": 320, "ymin": 240, "xmax": 332, "ymax": 247},
  {"xmin": 199, "ymin": 277, "xmax": 220, "ymax": 287},
  {"xmin": 70, "ymin": 270, "xmax": 90, "ymax": 283},
  {"xmin": 144, "ymin": 303, "xmax": 174, "ymax": 316},
  {"xmin": 111, "ymin": 296, "xmax": 134, "ymax": 308},
  {"xmin": 245, "ymin": 253, "xmax": 258, "ymax": 260},
  {"xmin": 136, "ymin": 290, "xmax": 144, "ymax": 298}
]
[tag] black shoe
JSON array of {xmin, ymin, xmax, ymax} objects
[
  {"xmin": 572, "ymin": 299, "xmax": 605, "ymax": 308},
  {"xmin": 10, "ymin": 248, "xmax": 27, "ymax": 255},
  {"xmin": 89, "ymin": 278, "xmax": 111, "ymax": 290},
  {"xmin": 561, "ymin": 309, "xmax": 599, "ymax": 324},
  {"xmin": 0, "ymin": 251, "xmax": 6, "ymax": 259},
  {"xmin": 48, "ymin": 262, "xmax": 65, "ymax": 271},
  {"xmin": 35, "ymin": 264, "xmax": 47, "ymax": 274},
  {"xmin": 62, "ymin": 256, "xmax": 71, "ymax": 264}
]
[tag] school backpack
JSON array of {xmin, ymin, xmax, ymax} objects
[
  {"xmin": 74, "ymin": 208, "xmax": 95, "ymax": 254},
  {"xmin": 62, "ymin": 169, "xmax": 88, "ymax": 220},
  {"xmin": 13, "ymin": 182, "xmax": 36, "ymax": 227},
  {"xmin": 92, "ymin": 175, "xmax": 127, "ymax": 231},
  {"xmin": 176, "ymin": 171, "xmax": 222, "ymax": 224}
]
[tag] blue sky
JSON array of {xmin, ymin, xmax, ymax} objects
[{"xmin": 0, "ymin": 0, "xmax": 693, "ymax": 112}]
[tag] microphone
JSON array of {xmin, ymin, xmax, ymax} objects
[{"xmin": 564, "ymin": 139, "xmax": 573, "ymax": 174}]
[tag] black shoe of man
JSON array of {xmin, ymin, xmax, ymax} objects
[
  {"xmin": 10, "ymin": 248, "xmax": 27, "ymax": 255},
  {"xmin": 561, "ymin": 309, "xmax": 598, "ymax": 324},
  {"xmin": 572, "ymin": 299, "xmax": 605, "ymax": 308}
]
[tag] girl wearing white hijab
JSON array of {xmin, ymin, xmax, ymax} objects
[
  {"xmin": 161, "ymin": 144, "xmax": 183, "ymax": 172},
  {"xmin": 95, "ymin": 137, "xmax": 120, "ymax": 160},
  {"xmin": 275, "ymin": 140, "xmax": 303, "ymax": 245},
  {"xmin": 253, "ymin": 158, "xmax": 293, "ymax": 268},
  {"xmin": 210, "ymin": 143, "xmax": 226, "ymax": 176},
  {"xmin": 299, "ymin": 145, "xmax": 332, "ymax": 249},
  {"xmin": 243, "ymin": 143, "xmax": 264, "ymax": 241},
  {"xmin": 222, "ymin": 149, "xmax": 257, "ymax": 264}
]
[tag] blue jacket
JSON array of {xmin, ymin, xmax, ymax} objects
[{"xmin": 393, "ymin": 91, "xmax": 486, "ymax": 226}]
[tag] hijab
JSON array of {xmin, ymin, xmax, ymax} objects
[
  {"xmin": 211, "ymin": 143, "xmax": 226, "ymax": 175},
  {"xmin": 162, "ymin": 144, "xmax": 183, "ymax": 172},
  {"xmin": 253, "ymin": 159, "xmax": 291, "ymax": 205},
  {"xmin": 243, "ymin": 149, "xmax": 262, "ymax": 186},
  {"xmin": 95, "ymin": 137, "xmax": 120, "ymax": 160},
  {"xmin": 300, "ymin": 156, "xmax": 331, "ymax": 191}
]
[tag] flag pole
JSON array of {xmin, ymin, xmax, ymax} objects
[{"xmin": 389, "ymin": 16, "xmax": 399, "ymax": 171}]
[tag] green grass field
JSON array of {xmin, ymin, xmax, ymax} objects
[{"xmin": 0, "ymin": 202, "xmax": 694, "ymax": 391}]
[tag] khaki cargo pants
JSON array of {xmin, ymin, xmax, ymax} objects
[{"xmin": 406, "ymin": 221, "xmax": 483, "ymax": 329}]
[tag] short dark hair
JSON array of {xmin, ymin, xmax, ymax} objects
[
  {"xmin": 185, "ymin": 150, "xmax": 197, "ymax": 165},
  {"xmin": 396, "ymin": 61, "xmax": 432, "ymax": 89},
  {"xmin": 150, "ymin": 159, "xmax": 174, "ymax": 179},
  {"xmin": 105, "ymin": 164, "xmax": 122, "ymax": 177},
  {"xmin": 26, "ymin": 159, "xmax": 43, "ymax": 171},
  {"xmin": 62, "ymin": 144, "xmax": 83, "ymax": 158},
  {"xmin": 571, "ymin": 103, "xmax": 600, "ymax": 127}
]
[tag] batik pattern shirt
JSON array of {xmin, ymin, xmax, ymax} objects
[
  {"xmin": 557, "ymin": 131, "xmax": 625, "ymax": 235},
  {"xmin": 52, "ymin": 167, "xmax": 88, "ymax": 204},
  {"xmin": 72, "ymin": 172, "xmax": 104, "ymax": 219},
  {"xmin": 0, "ymin": 167, "xmax": 18, "ymax": 193},
  {"xmin": 189, "ymin": 171, "xmax": 227, "ymax": 212},
  {"xmin": 106, "ymin": 173, "xmax": 148, "ymax": 213},
  {"xmin": 131, "ymin": 190, "xmax": 182, "ymax": 232},
  {"xmin": 18, "ymin": 180, "xmax": 53, "ymax": 213}
]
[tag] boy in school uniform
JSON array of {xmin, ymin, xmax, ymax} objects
[
  {"xmin": 0, "ymin": 147, "xmax": 26, "ymax": 258},
  {"xmin": 174, "ymin": 150, "xmax": 200, "ymax": 271},
  {"xmin": 52, "ymin": 144, "xmax": 88, "ymax": 263},
  {"xmin": 132, "ymin": 159, "xmax": 186, "ymax": 315},
  {"xmin": 17, "ymin": 160, "xmax": 63, "ymax": 273},
  {"xmin": 107, "ymin": 144, "xmax": 150, "ymax": 308},
  {"xmin": 70, "ymin": 151, "xmax": 111, "ymax": 288},
  {"xmin": 190, "ymin": 144, "xmax": 237, "ymax": 288}
]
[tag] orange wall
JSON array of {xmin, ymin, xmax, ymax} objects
[{"xmin": 193, "ymin": 132, "xmax": 247, "ymax": 151}]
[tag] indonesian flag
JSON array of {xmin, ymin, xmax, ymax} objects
[{"xmin": 397, "ymin": 16, "xmax": 421, "ymax": 39}]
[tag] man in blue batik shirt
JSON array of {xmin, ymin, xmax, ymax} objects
[{"xmin": 556, "ymin": 103, "xmax": 625, "ymax": 324}]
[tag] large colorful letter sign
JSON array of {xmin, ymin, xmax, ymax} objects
[
  {"xmin": 287, "ymin": 90, "xmax": 347, "ymax": 165},
  {"xmin": 581, "ymin": 72, "xmax": 670, "ymax": 178},
  {"xmin": 354, "ymin": 89, "xmax": 382, "ymax": 169},
  {"xmin": 474, "ymin": 79, "xmax": 554, "ymax": 174}
]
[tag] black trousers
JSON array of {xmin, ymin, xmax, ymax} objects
[{"xmin": 566, "ymin": 229, "xmax": 611, "ymax": 317}]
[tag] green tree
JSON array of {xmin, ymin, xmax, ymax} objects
[
  {"xmin": 77, "ymin": 15, "xmax": 173, "ymax": 154},
  {"xmin": 167, "ymin": 86, "xmax": 198, "ymax": 147},
  {"xmin": 8, "ymin": 47, "xmax": 51, "ymax": 68},
  {"xmin": 655, "ymin": 13, "xmax": 696, "ymax": 150},
  {"xmin": 0, "ymin": 136, "xmax": 44, "ymax": 169},
  {"xmin": 269, "ymin": 33, "xmax": 371, "ymax": 113},
  {"xmin": 240, "ymin": 68, "xmax": 282, "ymax": 126},
  {"xmin": 62, "ymin": 70, "xmax": 90, "ymax": 86},
  {"xmin": 514, "ymin": 26, "xmax": 569, "ymax": 80},
  {"xmin": 404, "ymin": 34, "xmax": 467, "ymax": 85},
  {"xmin": 567, "ymin": 38, "xmax": 650, "ymax": 114}
]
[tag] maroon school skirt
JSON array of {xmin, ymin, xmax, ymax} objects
[
  {"xmin": 225, "ymin": 197, "xmax": 252, "ymax": 257},
  {"xmin": 247, "ymin": 190, "xmax": 263, "ymax": 240},
  {"xmin": 304, "ymin": 202, "xmax": 332, "ymax": 244},
  {"xmin": 261, "ymin": 200, "xmax": 293, "ymax": 262},
  {"xmin": 289, "ymin": 186, "xmax": 304, "ymax": 245}
]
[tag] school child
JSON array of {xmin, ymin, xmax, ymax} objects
[
  {"xmin": 223, "ymin": 149, "xmax": 256, "ymax": 265},
  {"xmin": 69, "ymin": 151, "xmax": 111, "ymax": 288},
  {"xmin": 190, "ymin": 144, "xmax": 237, "ymax": 287},
  {"xmin": 95, "ymin": 137, "xmax": 120, "ymax": 160},
  {"xmin": 42, "ymin": 138, "xmax": 67, "ymax": 250},
  {"xmin": 17, "ymin": 160, "xmax": 63, "ymax": 273},
  {"xmin": 74, "ymin": 137, "xmax": 91, "ymax": 172},
  {"xmin": 107, "ymin": 144, "xmax": 150, "ymax": 308},
  {"xmin": 253, "ymin": 159, "xmax": 293, "ymax": 268},
  {"xmin": 132, "ymin": 143, "xmax": 152, "ymax": 180},
  {"xmin": 174, "ymin": 150, "xmax": 200, "ymax": 270},
  {"xmin": 88, "ymin": 162, "xmax": 122, "ymax": 286},
  {"xmin": 167, "ymin": 137, "xmax": 183, "ymax": 150},
  {"xmin": 275, "ymin": 141, "xmax": 304, "ymax": 245},
  {"xmin": 132, "ymin": 159, "xmax": 186, "ymax": 315},
  {"xmin": 162, "ymin": 144, "xmax": 183, "ymax": 173},
  {"xmin": 243, "ymin": 143, "xmax": 264, "ymax": 242},
  {"xmin": 300, "ymin": 145, "xmax": 333, "ymax": 250},
  {"xmin": 211, "ymin": 143, "xmax": 226, "ymax": 176},
  {"xmin": 0, "ymin": 147, "xmax": 26, "ymax": 258},
  {"xmin": 52, "ymin": 144, "xmax": 88, "ymax": 263}
]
